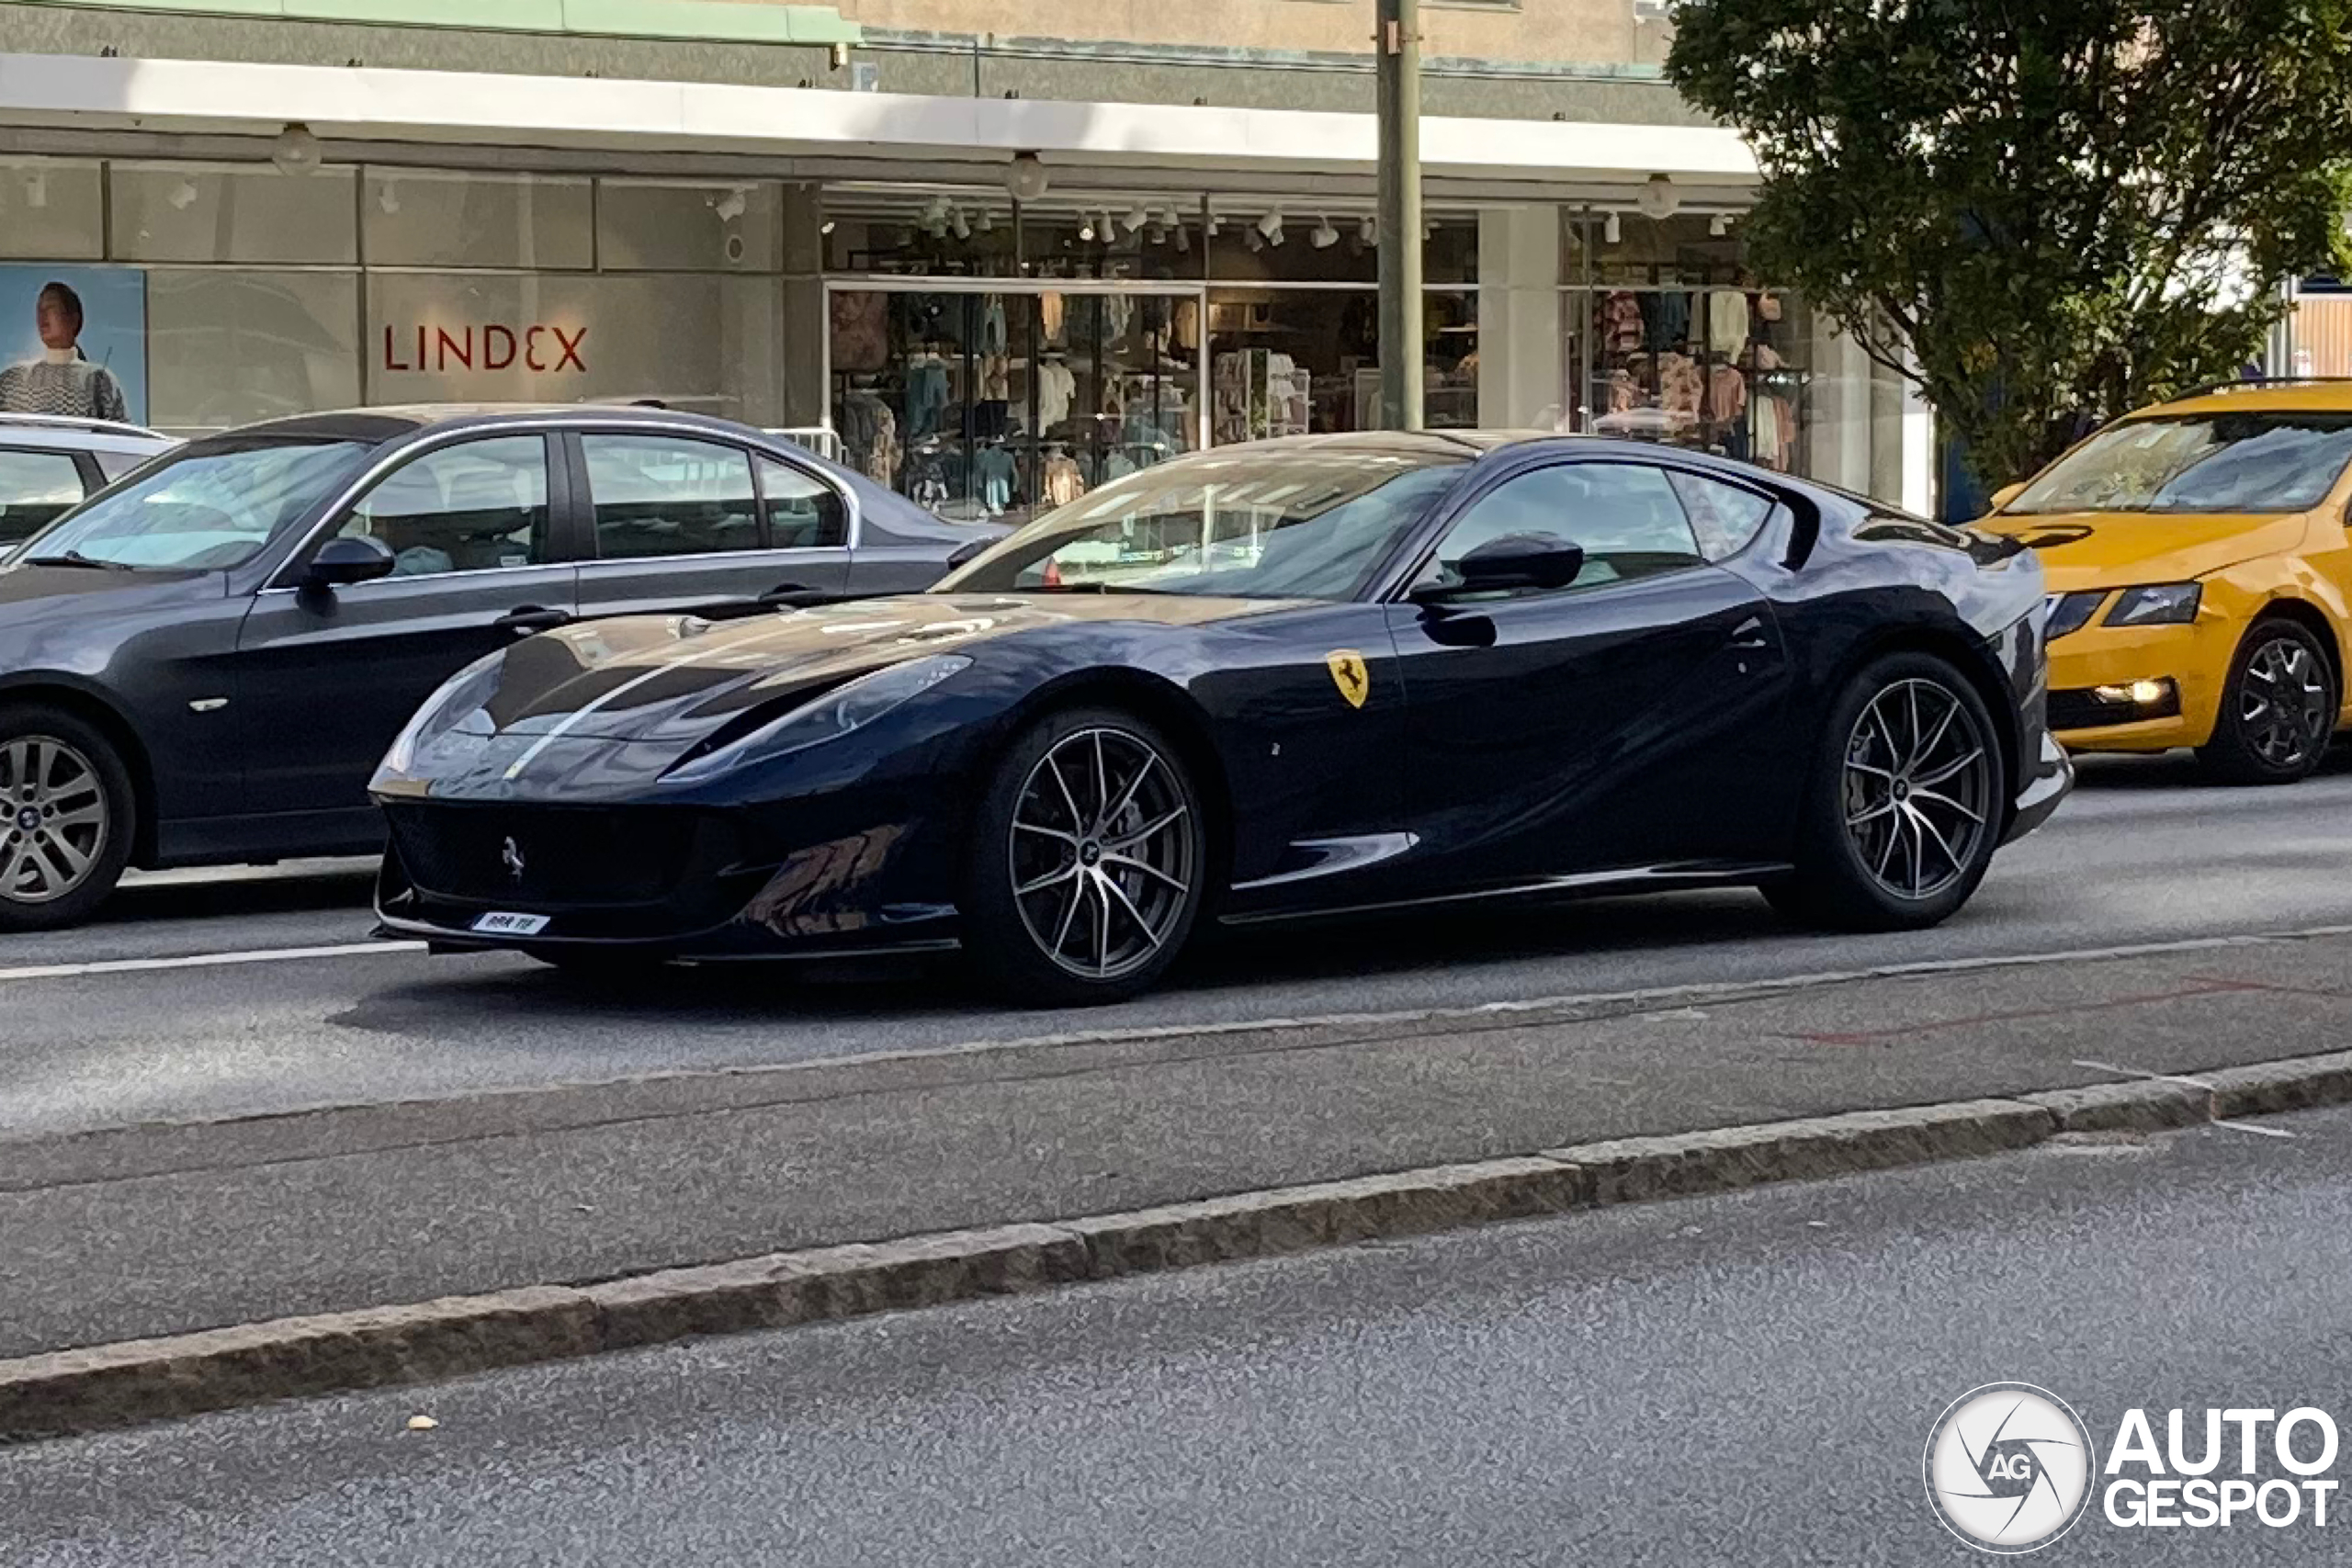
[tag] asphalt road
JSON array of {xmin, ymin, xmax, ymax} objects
[
  {"xmin": 12, "ymin": 1100, "xmax": 2350, "ymax": 1566},
  {"xmin": 7, "ymin": 752, "xmax": 2352, "ymax": 1139}
]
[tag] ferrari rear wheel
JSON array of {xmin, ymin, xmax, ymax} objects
[
  {"xmin": 2196, "ymin": 618, "xmax": 2336, "ymax": 785},
  {"xmin": 1765, "ymin": 653, "xmax": 2001, "ymax": 932},
  {"xmin": 964, "ymin": 706, "xmax": 1208, "ymax": 1005}
]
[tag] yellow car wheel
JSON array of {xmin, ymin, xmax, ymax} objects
[{"xmin": 2195, "ymin": 617, "xmax": 2337, "ymax": 786}]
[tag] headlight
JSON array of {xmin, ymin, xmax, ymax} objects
[
  {"xmin": 662, "ymin": 654, "xmax": 971, "ymax": 784},
  {"xmin": 2044, "ymin": 591, "xmax": 2105, "ymax": 639},
  {"xmin": 2104, "ymin": 583, "xmax": 2201, "ymax": 627},
  {"xmin": 382, "ymin": 654, "xmax": 504, "ymax": 775}
]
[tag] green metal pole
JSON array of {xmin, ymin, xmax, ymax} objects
[{"xmin": 1376, "ymin": 0, "xmax": 1423, "ymax": 430}]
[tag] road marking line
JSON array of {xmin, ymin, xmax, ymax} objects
[
  {"xmin": 0, "ymin": 942, "xmax": 426, "ymax": 983},
  {"xmin": 2070, "ymin": 1057, "xmax": 2298, "ymax": 1139}
]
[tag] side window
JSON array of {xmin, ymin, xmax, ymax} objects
[
  {"xmin": 0, "ymin": 449, "xmax": 91, "ymax": 546},
  {"xmin": 1666, "ymin": 469, "xmax": 1775, "ymax": 560},
  {"xmin": 583, "ymin": 434, "xmax": 759, "ymax": 559},
  {"xmin": 758, "ymin": 456, "xmax": 849, "ymax": 549},
  {"xmin": 1418, "ymin": 462, "xmax": 1703, "ymax": 597},
  {"xmin": 336, "ymin": 435, "xmax": 551, "ymax": 579}
]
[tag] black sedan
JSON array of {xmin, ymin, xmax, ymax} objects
[
  {"xmin": 0, "ymin": 404, "xmax": 994, "ymax": 930},
  {"xmin": 372, "ymin": 432, "xmax": 2071, "ymax": 1003}
]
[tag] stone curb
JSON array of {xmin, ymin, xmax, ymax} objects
[{"xmin": 10, "ymin": 1054, "xmax": 2352, "ymax": 1443}]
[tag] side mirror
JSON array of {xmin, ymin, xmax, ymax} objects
[
  {"xmin": 1987, "ymin": 481, "xmax": 2028, "ymax": 513},
  {"xmin": 1412, "ymin": 533, "xmax": 1586, "ymax": 604},
  {"xmin": 304, "ymin": 534, "xmax": 397, "ymax": 589},
  {"xmin": 946, "ymin": 536, "xmax": 993, "ymax": 568}
]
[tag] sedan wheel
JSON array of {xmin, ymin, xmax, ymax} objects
[
  {"xmin": 967, "ymin": 707, "xmax": 1209, "ymax": 1004},
  {"xmin": 0, "ymin": 707, "xmax": 136, "ymax": 931},
  {"xmin": 1766, "ymin": 653, "xmax": 2003, "ymax": 932},
  {"xmin": 2198, "ymin": 619, "xmax": 2336, "ymax": 785}
]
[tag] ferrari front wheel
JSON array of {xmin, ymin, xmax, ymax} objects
[{"xmin": 963, "ymin": 706, "xmax": 1208, "ymax": 1005}]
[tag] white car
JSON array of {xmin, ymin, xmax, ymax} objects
[{"xmin": 0, "ymin": 414, "xmax": 175, "ymax": 556}]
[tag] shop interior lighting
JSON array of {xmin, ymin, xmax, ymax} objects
[
  {"xmin": 1636, "ymin": 172, "xmax": 1680, "ymax": 220},
  {"xmin": 1005, "ymin": 152, "xmax": 1049, "ymax": 203},
  {"xmin": 713, "ymin": 187, "xmax": 749, "ymax": 222},
  {"xmin": 1710, "ymin": 212, "xmax": 1732, "ymax": 237},
  {"xmin": 1078, "ymin": 216, "xmax": 1096, "ymax": 242},
  {"xmin": 168, "ymin": 177, "xmax": 200, "ymax": 211},
  {"xmin": 975, "ymin": 209, "xmax": 995, "ymax": 232},
  {"xmin": 1204, "ymin": 210, "xmax": 1222, "ymax": 237},
  {"xmin": 1172, "ymin": 223, "xmax": 1190, "ymax": 254},
  {"xmin": 1360, "ymin": 215, "xmax": 1377, "ymax": 244},
  {"xmin": 1603, "ymin": 209, "xmax": 1623, "ymax": 244},
  {"xmin": 1257, "ymin": 209, "xmax": 1285, "ymax": 244},
  {"xmin": 270, "ymin": 121, "xmax": 323, "ymax": 176},
  {"xmin": 950, "ymin": 207, "xmax": 971, "ymax": 240},
  {"xmin": 1310, "ymin": 215, "xmax": 1340, "ymax": 249},
  {"xmin": 820, "ymin": 218, "xmax": 837, "ymax": 234},
  {"xmin": 1123, "ymin": 203, "xmax": 1149, "ymax": 233},
  {"xmin": 1244, "ymin": 225, "xmax": 1265, "ymax": 253}
]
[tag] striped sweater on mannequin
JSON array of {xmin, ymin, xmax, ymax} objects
[{"xmin": 0, "ymin": 347, "xmax": 128, "ymax": 422}]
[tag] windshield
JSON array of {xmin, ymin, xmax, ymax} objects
[
  {"xmin": 938, "ymin": 450, "xmax": 1466, "ymax": 600},
  {"xmin": 17, "ymin": 438, "xmax": 373, "ymax": 570},
  {"xmin": 2006, "ymin": 413, "xmax": 2352, "ymax": 515}
]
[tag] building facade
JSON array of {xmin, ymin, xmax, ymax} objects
[{"xmin": 0, "ymin": 0, "xmax": 1933, "ymax": 521}]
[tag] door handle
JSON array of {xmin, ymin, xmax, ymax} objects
[
  {"xmin": 493, "ymin": 605, "xmax": 571, "ymax": 634},
  {"xmin": 1728, "ymin": 615, "xmax": 1771, "ymax": 650},
  {"xmin": 758, "ymin": 581, "xmax": 831, "ymax": 609}
]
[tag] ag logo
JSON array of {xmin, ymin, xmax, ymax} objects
[
  {"xmin": 1924, "ymin": 1383, "xmax": 2097, "ymax": 1554},
  {"xmin": 1325, "ymin": 649, "xmax": 1370, "ymax": 709}
]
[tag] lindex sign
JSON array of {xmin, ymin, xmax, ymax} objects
[{"xmin": 366, "ymin": 273, "xmax": 771, "ymax": 407}]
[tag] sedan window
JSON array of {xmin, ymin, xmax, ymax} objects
[
  {"xmin": 585, "ymin": 434, "xmax": 761, "ymax": 558},
  {"xmin": 14, "ymin": 437, "xmax": 370, "ymax": 570},
  {"xmin": 335, "ymin": 435, "xmax": 552, "ymax": 578},
  {"xmin": 758, "ymin": 456, "xmax": 848, "ymax": 549}
]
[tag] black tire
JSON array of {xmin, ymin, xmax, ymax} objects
[
  {"xmin": 0, "ymin": 704, "xmax": 136, "ymax": 932},
  {"xmin": 1764, "ymin": 652, "xmax": 2003, "ymax": 933},
  {"xmin": 961, "ymin": 705, "xmax": 1209, "ymax": 1006},
  {"xmin": 2195, "ymin": 617, "xmax": 2337, "ymax": 786}
]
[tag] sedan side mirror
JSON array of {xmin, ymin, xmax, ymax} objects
[
  {"xmin": 1987, "ymin": 481, "xmax": 2028, "ymax": 513},
  {"xmin": 305, "ymin": 534, "xmax": 398, "ymax": 589},
  {"xmin": 1411, "ymin": 534, "xmax": 1586, "ymax": 605}
]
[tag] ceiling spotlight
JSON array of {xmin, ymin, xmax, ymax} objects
[
  {"xmin": 1710, "ymin": 212, "xmax": 1733, "ymax": 237},
  {"xmin": 1123, "ymin": 203, "xmax": 1149, "ymax": 234},
  {"xmin": 167, "ymin": 177, "xmax": 200, "ymax": 211},
  {"xmin": 1173, "ymin": 224, "xmax": 1190, "ymax": 254},
  {"xmin": 1245, "ymin": 226, "xmax": 1265, "ymax": 254},
  {"xmin": 1422, "ymin": 220, "xmax": 1436, "ymax": 241},
  {"xmin": 921, "ymin": 195, "xmax": 950, "ymax": 226},
  {"xmin": 820, "ymin": 218, "xmax": 837, "ymax": 235},
  {"xmin": 714, "ymin": 187, "xmax": 749, "ymax": 223},
  {"xmin": 1360, "ymin": 215, "xmax": 1377, "ymax": 244},
  {"xmin": 976, "ymin": 209, "xmax": 995, "ymax": 232},
  {"xmin": 1256, "ymin": 209, "xmax": 1285, "ymax": 243},
  {"xmin": 1310, "ymin": 215, "xmax": 1340, "ymax": 249},
  {"xmin": 1603, "ymin": 209, "xmax": 1623, "ymax": 244},
  {"xmin": 1079, "ymin": 217, "xmax": 1096, "ymax": 242},
  {"xmin": 1204, "ymin": 210, "xmax": 1222, "ymax": 237},
  {"xmin": 951, "ymin": 207, "xmax": 971, "ymax": 240},
  {"xmin": 22, "ymin": 170, "xmax": 46, "ymax": 209},
  {"xmin": 1636, "ymin": 172, "xmax": 1680, "ymax": 220},
  {"xmin": 270, "ymin": 121, "xmax": 323, "ymax": 175},
  {"xmin": 376, "ymin": 181, "xmax": 400, "ymax": 216},
  {"xmin": 1146, "ymin": 224, "xmax": 1166, "ymax": 246},
  {"xmin": 1005, "ymin": 152, "xmax": 1049, "ymax": 203}
]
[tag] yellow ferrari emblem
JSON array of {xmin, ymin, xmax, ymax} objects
[{"xmin": 1326, "ymin": 649, "xmax": 1370, "ymax": 709}]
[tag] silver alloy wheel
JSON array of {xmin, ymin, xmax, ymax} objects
[
  {"xmin": 0, "ymin": 734, "xmax": 109, "ymax": 905},
  {"xmin": 1008, "ymin": 726, "xmax": 1194, "ymax": 982},
  {"xmin": 1840, "ymin": 678, "xmax": 1994, "ymax": 902},
  {"xmin": 2237, "ymin": 636, "xmax": 2331, "ymax": 771}
]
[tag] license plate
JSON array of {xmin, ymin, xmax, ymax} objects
[{"xmin": 471, "ymin": 911, "xmax": 550, "ymax": 936}]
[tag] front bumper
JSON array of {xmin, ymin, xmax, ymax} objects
[
  {"xmin": 2005, "ymin": 728, "xmax": 2073, "ymax": 844},
  {"xmin": 2042, "ymin": 618, "xmax": 2225, "ymax": 750}
]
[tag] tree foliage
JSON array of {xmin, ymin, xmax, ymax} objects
[{"xmin": 1667, "ymin": 0, "xmax": 2352, "ymax": 488}]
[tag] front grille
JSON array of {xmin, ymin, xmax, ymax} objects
[{"xmin": 384, "ymin": 804, "xmax": 713, "ymax": 907}]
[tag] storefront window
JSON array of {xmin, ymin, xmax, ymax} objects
[
  {"xmin": 0, "ymin": 159, "xmax": 103, "ymax": 261},
  {"xmin": 364, "ymin": 169, "xmax": 593, "ymax": 271},
  {"xmin": 597, "ymin": 180, "xmax": 782, "ymax": 274},
  {"xmin": 112, "ymin": 163, "xmax": 356, "ymax": 265},
  {"xmin": 146, "ymin": 269, "xmax": 360, "ymax": 433},
  {"xmin": 1018, "ymin": 207, "xmax": 1202, "ymax": 283},
  {"xmin": 824, "ymin": 186, "xmax": 1021, "ymax": 278},
  {"xmin": 1204, "ymin": 287, "xmax": 1476, "ymax": 437},
  {"xmin": 830, "ymin": 287, "xmax": 1201, "ymax": 525},
  {"xmin": 1560, "ymin": 209, "xmax": 1813, "ymax": 476}
]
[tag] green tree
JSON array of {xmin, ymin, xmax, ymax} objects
[{"xmin": 1666, "ymin": 0, "xmax": 2352, "ymax": 491}]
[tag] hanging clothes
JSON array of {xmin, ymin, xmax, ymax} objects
[
  {"xmin": 971, "ymin": 444, "xmax": 1018, "ymax": 516},
  {"xmin": 978, "ymin": 298, "xmax": 1009, "ymax": 357},
  {"xmin": 905, "ymin": 355, "xmax": 952, "ymax": 438},
  {"xmin": 1038, "ymin": 291, "xmax": 1066, "ymax": 344},
  {"xmin": 1042, "ymin": 449, "xmax": 1086, "ymax": 507},
  {"xmin": 1641, "ymin": 292, "xmax": 1692, "ymax": 354},
  {"xmin": 1707, "ymin": 290, "xmax": 1751, "ymax": 356},
  {"xmin": 829, "ymin": 292, "xmax": 888, "ymax": 372},
  {"xmin": 1035, "ymin": 358, "xmax": 1077, "ymax": 428},
  {"xmin": 1599, "ymin": 292, "xmax": 1643, "ymax": 356}
]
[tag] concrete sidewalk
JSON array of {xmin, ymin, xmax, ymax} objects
[{"xmin": 10, "ymin": 931, "xmax": 2352, "ymax": 1359}]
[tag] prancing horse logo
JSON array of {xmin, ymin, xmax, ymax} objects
[
  {"xmin": 502, "ymin": 835, "xmax": 526, "ymax": 882},
  {"xmin": 1326, "ymin": 649, "xmax": 1370, "ymax": 710}
]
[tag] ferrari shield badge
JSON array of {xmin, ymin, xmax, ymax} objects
[{"xmin": 1325, "ymin": 649, "xmax": 1370, "ymax": 709}]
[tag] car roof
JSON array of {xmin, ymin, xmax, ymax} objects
[
  {"xmin": 0, "ymin": 412, "xmax": 173, "ymax": 449},
  {"xmin": 2141, "ymin": 378, "xmax": 2352, "ymax": 419},
  {"xmin": 219, "ymin": 402, "xmax": 788, "ymax": 446}
]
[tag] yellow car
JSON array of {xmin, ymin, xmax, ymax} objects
[{"xmin": 1978, "ymin": 380, "xmax": 2352, "ymax": 783}]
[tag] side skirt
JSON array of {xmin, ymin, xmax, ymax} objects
[{"xmin": 1217, "ymin": 861, "xmax": 1795, "ymax": 929}]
